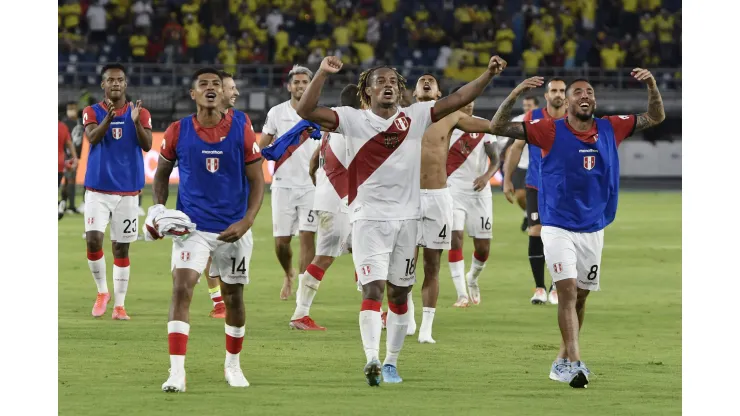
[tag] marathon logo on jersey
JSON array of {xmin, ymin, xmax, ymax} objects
[
  {"xmin": 206, "ymin": 158, "xmax": 220, "ymax": 173},
  {"xmin": 112, "ymin": 128, "xmax": 123, "ymax": 140},
  {"xmin": 583, "ymin": 156, "xmax": 596, "ymax": 171}
]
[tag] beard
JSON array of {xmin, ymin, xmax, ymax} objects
[{"xmin": 574, "ymin": 110, "xmax": 593, "ymax": 121}]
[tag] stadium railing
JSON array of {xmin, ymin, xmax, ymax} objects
[{"xmin": 58, "ymin": 62, "xmax": 681, "ymax": 91}]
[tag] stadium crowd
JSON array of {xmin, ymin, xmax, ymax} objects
[{"xmin": 59, "ymin": 0, "xmax": 681, "ymax": 83}]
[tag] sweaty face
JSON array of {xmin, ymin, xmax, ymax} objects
[
  {"xmin": 288, "ymin": 74, "xmax": 311, "ymax": 100},
  {"xmin": 567, "ymin": 81, "xmax": 596, "ymax": 121},
  {"xmin": 545, "ymin": 80, "xmax": 566, "ymax": 109},
  {"xmin": 191, "ymin": 73, "xmax": 224, "ymax": 109},
  {"xmin": 222, "ymin": 77, "xmax": 239, "ymax": 109},
  {"xmin": 413, "ymin": 75, "xmax": 440, "ymax": 102},
  {"xmin": 369, "ymin": 68, "xmax": 400, "ymax": 107},
  {"xmin": 522, "ymin": 99, "xmax": 537, "ymax": 113},
  {"xmin": 101, "ymin": 69, "xmax": 126, "ymax": 101}
]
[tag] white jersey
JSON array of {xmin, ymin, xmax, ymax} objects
[
  {"xmin": 262, "ymin": 100, "xmax": 319, "ymax": 188},
  {"xmin": 332, "ymin": 101, "xmax": 435, "ymax": 222},
  {"xmin": 447, "ymin": 120, "xmax": 497, "ymax": 196},
  {"xmin": 504, "ymin": 114, "xmax": 528, "ymax": 169},
  {"xmin": 314, "ymin": 132, "xmax": 349, "ymax": 214}
]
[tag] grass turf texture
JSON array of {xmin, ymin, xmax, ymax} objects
[{"xmin": 58, "ymin": 190, "xmax": 681, "ymax": 415}]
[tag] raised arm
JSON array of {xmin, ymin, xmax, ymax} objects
[
  {"xmin": 131, "ymin": 100, "xmax": 153, "ymax": 152},
  {"xmin": 631, "ymin": 68, "xmax": 666, "ymax": 133},
  {"xmin": 83, "ymin": 102, "xmax": 116, "ymax": 146},
  {"xmin": 455, "ymin": 113, "xmax": 494, "ymax": 134},
  {"xmin": 489, "ymin": 76, "xmax": 544, "ymax": 139},
  {"xmin": 296, "ymin": 57, "xmax": 344, "ymax": 131},
  {"xmin": 434, "ymin": 56, "xmax": 507, "ymax": 121}
]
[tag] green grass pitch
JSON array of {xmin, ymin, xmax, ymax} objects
[{"xmin": 58, "ymin": 190, "xmax": 681, "ymax": 415}]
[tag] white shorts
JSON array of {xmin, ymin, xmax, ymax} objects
[
  {"xmin": 84, "ymin": 190, "xmax": 140, "ymax": 243},
  {"xmin": 541, "ymin": 226, "xmax": 604, "ymax": 291},
  {"xmin": 417, "ymin": 189, "xmax": 454, "ymax": 250},
  {"xmin": 451, "ymin": 193, "xmax": 493, "ymax": 239},
  {"xmin": 171, "ymin": 230, "xmax": 254, "ymax": 285},
  {"xmin": 353, "ymin": 219, "xmax": 418, "ymax": 287},
  {"xmin": 271, "ymin": 187, "xmax": 318, "ymax": 237},
  {"xmin": 316, "ymin": 210, "xmax": 352, "ymax": 257}
]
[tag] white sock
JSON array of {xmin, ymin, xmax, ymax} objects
[
  {"xmin": 88, "ymin": 256, "xmax": 108, "ymax": 293},
  {"xmin": 469, "ymin": 255, "xmax": 487, "ymax": 285},
  {"xmin": 419, "ymin": 307, "xmax": 436, "ymax": 338},
  {"xmin": 359, "ymin": 309, "xmax": 382, "ymax": 362},
  {"xmin": 384, "ymin": 308, "xmax": 410, "ymax": 367},
  {"xmin": 292, "ymin": 273, "xmax": 321, "ymax": 320},
  {"xmin": 168, "ymin": 321, "xmax": 190, "ymax": 372},
  {"xmin": 295, "ymin": 273, "xmax": 304, "ymax": 306},
  {"xmin": 113, "ymin": 262, "xmax": 130, "ymax": 307},
  {"xmin": 406, "ymin": 292, "xmax": 416, "ymax": 335},
  {"xmin": 449, "ymin": 260, "xmax": 467, "ymax": 298}
]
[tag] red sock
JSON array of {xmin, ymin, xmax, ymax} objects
[
  {"xmin": 225, "ymin": 325, "xmax": 245, "ymax": 354},
  {"xmin": 361, "ymin": 299, "xmax": 381, "ymax": 312},
  {"xmin": 87, "ymin": 249, "xmax": 104, "ymax": 261},
  {"xmin": 306, "ymin": 264, "xmax": 326, "ymax": 281},
  {"xmin": 388, "ymin": 301, "xmax": 408, "ymax": 315},
  {"xmin": 474, "ymin": 251, "xmax": 489, "ymax": 262},
  {"xmin": 448, "ymin": 249, "xmax": 464, "ymax": 262},
  {"xmin": 167, "ymin": 321, "xmax": 190, "ymax": 355}
]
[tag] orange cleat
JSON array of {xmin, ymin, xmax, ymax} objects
[
  {"xmin": 289, "ymin": 316, "xmax": 326, "ymax": 331},
  {"xmin": 112, "ymin": 306, "xmax": 131, "ymax": 320},
  {"xmin": 210, "ymin": 302, "xmax": 226, "ymax": 318},
  {"xmin": 92, "ymin": 293, "xmax": 110, "ymax": 317}
]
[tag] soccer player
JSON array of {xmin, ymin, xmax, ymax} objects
[
  {"xmin": 503, "ymin": 79, "xmax": 568, "ymax": 305},
  {"xmin": 153, "ymin": 68, "xmax": 265, "ymax": 392},
  {"xmin": 200, "ymin": 70, "xmax": 241, "ymax": 319},
  {"xmin": 412, "ymin": 75, "xmax": 500, "ymax": 343},
  {"xmin": 446, "ymin": 93, "xmax": 499, "ymax": 308},
  {"xmin": 296, "ymin": 55, "xmax": 505, "ymax": 385},
  {"xmin": 490, "ymin": 69, "xmax": 665, "ymax": 388},
  {"xmin": 82, "ymin": 63, "xmax": 152, "ymax": 320},
  {"xmin": 61, "ymin": 102, "xmax": 84, "ymax": 214},
  {"xmin": 289, "ymin": 84, "xmax": 361, "ymax": 330},
  {"xmin": 259, "ymin": 65, "xmax": 320, "ymax": 300},
  {"xmin": 58, "ymin": 120, "xmax": 78, "ymax": 219},
  {"xmin": 500, "ymin": 96, "xmax": 539, "ymax": 231}
]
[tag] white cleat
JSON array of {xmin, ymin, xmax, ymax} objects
[
  {"xmin": 418, "ymin": 335, "xmax": 436, "ymax": 344},
  {"xmin": 531, "ymin": 288, "xmax": 547, "ymax": 305},
  {"xmin": 453, "ymin": 296, "xmax": 470, "ymax": 308},
  {"xmin": 406, "ymin": 317, "xmax": 417, "ymax": 336},
  {"xmin": 162, "ymin": 369, "xmax": 186, "ymax": 392},
  {"xmin": 224, "ymin": 366, "xmax": 250, "ymax": 387},
  {"xmin": 548, "ymin": 288, "xmax": 559, "ymax": 305},
  {"xmin": 137, "ymin": 206, "xmax": 146, "ymax": 216}
]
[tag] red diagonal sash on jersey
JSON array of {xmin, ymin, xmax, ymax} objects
[
  {"xmin": 348, "ymin": 113, "xmax": 411, "ymax": 205},
  {"xmin": 274, "ymin": 130, "xmax": 311, "ymax": 174},
  {"xmin": 321, "ymin": 132, "xmax": 349, "ymax": 198},
  {"xmin": 446, "ymin": 133, "xmax": 485, "ymax": 176}
]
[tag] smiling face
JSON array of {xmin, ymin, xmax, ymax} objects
[
  {"xmin": 222, "ymin": 76, "xmax": 239, "ymax": 109},
  {"xmin": 567, "ymin": 80, "xmax": 596, "ymax": 121},
  {"xmin": 413, "ymin": 74, "xmax": 441, "ymax": 102},
  {"xmin": 288, "ymin": 73, "xmax": 310, "ymax": 101},
  {"xmin": 191, "ymin": 72, "xmax": 223, "ymax": 110},
  {"xmin": 367, "ymin": 67, "xmax": 401, "ymax": 107}
]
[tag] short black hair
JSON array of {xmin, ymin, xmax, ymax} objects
[
  {"xmin": 340, "ymin": 84, "xmax": 361, "ymax": 109},
  {"xmin": 191, "ymin": 67, "xmax": 223, "ymax": 87},
  {"xmin": 219, "ymin": 70, "xmax": 234, "ymax": 79},
  {"xmin": 567, "ymin": 78, "xmax": 592, "ymax": 95},
  {"xmin": 100, "ymin": 63, "xmax": 126, "ymax": 78},
  {"xmin": 523, "ymin": 95, "xmax": 540, "ymax": 105}
]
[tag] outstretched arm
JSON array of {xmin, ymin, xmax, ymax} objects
[
  {"xmin": 296, "ymin": 57, "xmax": 344, "ymax": 131},
  {"xmin": 632, "ymin": 68, "xmax": 666, "ymax": 133},
  {"xmin": 434, "ymin": 56, "xmax": 507, "ymax": 121},
  {"xmin": 455, "ymin": 114, "xmax": 494, "ymax": 134},
  {"xmin": 489, "ymin": 76, "xmax": 544, "ymax": 139}
]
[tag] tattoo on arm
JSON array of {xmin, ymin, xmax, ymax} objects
[
  {"xmin": 153, "ymin": 157, "xmax": 175, "ymax": 205},
  {"xmin": 634, "ymin": 84, "xmax": 666, "ymax": 133},
  {"xmin": 490, "ymin": 91, "xmax": 527, "ymax": 139},
  {"xmin": 496, "ymin": 123, "xmax": 526, "ymax": 140}
]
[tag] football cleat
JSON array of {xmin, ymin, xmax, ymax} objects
[
  {"xmin": 382, "ymin": 364, "xmax": 403, "ymax": 384},
  {"xmin": 162, "ymin": 369, "xmax": 186, "ymax": 393},
  {"xmin": 548, "ymin": 288, "xmax": 559, "ymax": 305},
  {"xmin": 289, "ymin": 316, "xmax": 326, "ymax": 331},
  {"xmin": 453, "ymin": 296, "xmax": 470, "ymax": 308},
  {"xmin": 112, "ymin": 306, "xmax": 130, "ymax": 320},
  {"xmin": 531, "ymin": 288, "xmax": 547, "ymax": 305},
  {"xmin": 209, "ymin": 302, "xmax": 226, "ymax": 319},
  {"xmin": 224, "ymin": 366, "xmax": 250, "ymax": 387},
  {"xmin": 92, "ymin": 293, "xmax": 110, "ymax": 317},
  {"xmin": 364, "ymin": 359, "xmax": 382, "ymax": 387}
]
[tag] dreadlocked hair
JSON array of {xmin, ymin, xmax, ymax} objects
[{"xmin": 356, "ymin": 66, "xmax": 407, "ymax": 109}]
